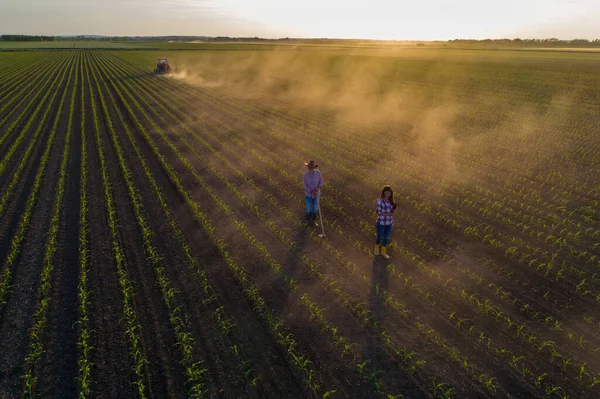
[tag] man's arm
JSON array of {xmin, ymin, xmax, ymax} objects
[{"xmin": 303, "ymin": 173, "xmax": 310, "ymax": 192}]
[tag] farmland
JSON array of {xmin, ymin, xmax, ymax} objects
[{"xmin": 0, "ymin": 45, "xmax": 599, "ymax": 398}]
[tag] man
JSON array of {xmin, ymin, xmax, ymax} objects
[{"xmin": 302, "ymin": 160, "xmax": 323, "ymax": 226}]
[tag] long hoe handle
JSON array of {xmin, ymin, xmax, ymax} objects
[{"xmin": 317, "ymin": 199, "xmax": 326, "ymax": 237}]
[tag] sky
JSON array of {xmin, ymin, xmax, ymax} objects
[{"xmin": 0, "ymin": 0, "xmax": 598, "ymax": 40}]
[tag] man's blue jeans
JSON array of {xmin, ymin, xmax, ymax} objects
[
  {"xmin": 376, "ymin": 223, "xmax": 392, "ymax": 246},
  {"xmin": 305, "ymin": 196, "xmax": 319, "ymax": 214}
]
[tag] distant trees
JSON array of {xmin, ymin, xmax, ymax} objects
[
  {"xmin": 0, "ymin": 35, "xmax": 56, "ymax": 41},
  {"xmin": 447, "ymin": 38, "xmax": 600, "ymax": 47}
]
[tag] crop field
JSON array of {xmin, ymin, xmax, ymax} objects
[{"xmin": 0, "ymin": 47, "xmax": 599, "ymax": 398}]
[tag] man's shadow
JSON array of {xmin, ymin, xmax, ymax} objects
[{"xmin": 271, "ymin": 222, "xmax": 312, "ymax": 316}]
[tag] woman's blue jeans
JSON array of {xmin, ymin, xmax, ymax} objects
[
  {"xmin": 305, "ymin": 196, "xmax": 319, "ymax": 214},
  {"xmin": 376, "ymin": 223, "xmax": 392, "ymax": 246}
]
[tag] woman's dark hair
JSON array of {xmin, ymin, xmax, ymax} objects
[{"xmin": 380, "ymin": 185, "xmax": 395, "ymax": 206}]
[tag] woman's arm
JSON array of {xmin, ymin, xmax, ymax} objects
[{"xmin": 376, "ymin": 199, "xmax": 393, "ymax": 216}]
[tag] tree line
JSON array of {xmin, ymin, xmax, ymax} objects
[
  {"xmin": 1, "ymin": 35, "xmax": 57, "ymax": 41},
  {"xmin": 448, "ymin": 38, "xmax": 600, "ymax": 47}
]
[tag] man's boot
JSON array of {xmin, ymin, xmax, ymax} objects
[
  {"xmin": 374, "ymin": 244, "xmax": 380, "ymax": 255},
  {"xmin": 306, "ymin": 213, "xmax": 312, "ymax": 226},
  {"xmin": 313, "ymin": 212, "xmax": 319, "ymax": 227},
  {"xmin": 381, "ymin": 246, "xmax": 390, "ymax": 259}
]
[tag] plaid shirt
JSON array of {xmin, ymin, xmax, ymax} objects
[{"xmin": 376, "ymin": 198, "xmax": 394, "ymax": 226}]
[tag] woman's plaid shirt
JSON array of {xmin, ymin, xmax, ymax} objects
[{"xmin": 376, "ymin": 198, "xmax": 394, "ymax": 226}]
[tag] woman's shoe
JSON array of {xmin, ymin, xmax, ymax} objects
[{"xmin": 381, "ymin": 246, "xmax": 390, "ymax": 259}]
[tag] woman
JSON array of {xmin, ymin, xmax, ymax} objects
[
  {"xmin": 303, "ymin": 160, "xmax": 323, "ymax": 226},
  {"xmin": 375, "ymin": 185, "xmax": 396, "ymax": 259}
]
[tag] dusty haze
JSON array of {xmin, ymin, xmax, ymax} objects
[{"xmin": 163, "ymin": 46, "xmax": 588, "ymax": 188}]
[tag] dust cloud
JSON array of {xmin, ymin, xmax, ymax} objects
[{"xmin": 166, "ymin": 46, "xmax": 584, "ymax": 185}]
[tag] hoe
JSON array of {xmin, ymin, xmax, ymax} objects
[{"xmin": 317, "ymin": 200, "xmax": 325, "ymax": 238}]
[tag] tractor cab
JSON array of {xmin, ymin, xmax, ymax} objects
[{"xmin": 154, "ymin": 57, "xmax": 172, "ymax": 74}]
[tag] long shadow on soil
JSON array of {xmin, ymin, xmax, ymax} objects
[
  {"xmin": 366, "ymin": 256, "xmax": 389, "ymax": 364},
  {"xmin": 271, "ymin": 221, "xmax": 312, "ymax": 316},
  {"xmin": 364, "ymin": 256, "xmax": 429, "ymax": 398}
]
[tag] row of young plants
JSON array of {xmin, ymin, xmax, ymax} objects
[
  {"xmin": 274, "ymin": 141, "xmax": 600, "ymax": 388},
  {"xmin": 92, "ymin": 51, "xmax": 334, "ymax": 397},
  {"xmin": 435, "ymin": 176, "xmax": 599, "ymax": 257},
  {"xmin": 188, "ymin": 72, "xmax": 600, "ymax": 396},
  {"xmin": 97, "ymin": 52, "xmax": 461, "ymax": 398},
  {"xmin": 0, "ymin": 52, "xmax": 64, "ymax": 117},
  {"xmin": 226, "ymin": 120, "xmax": 600, "ymax": 320},
  {"xmin": 130, "ymin": 50, "xmax": 598, "ymax": 218},
  {"xmin": 0, "ymin": 53, "xmax": 71, "ymax": 149},
  {"xmin": 318, "ymin": 168, "xmax": 599, "ymax": 330},
  {"xmin": 126, "ymin": 52, "xmax": 596, "ymax": 332},
  {"xmin": 130, "ymin": 53, "xmax": 596, "ymax": 244},
  {"xmin": 0, "ymin": 52, "xmax": 77, "ymax": 307},
  {"xmin": 87, "ymin": 53, "xmax": 150, "ymax": 398},
  {"xmin": 104, "ymin": 53, "xmax": 522, "ymax": 397},
  {"xmin": 391, "ymin": 182, "xmax": 600, "ymax": 299},
  {"xmin": 393, "ymin": 243, "xmax": 600, "ymax": 396},
  {"xmin": 112, "ymin": 54, "xmax": 564, "ymax": 328},
  {"xmin": 0, "ymin": 54, "xmax": 78, "ymax": 220},
  {"xmin": 21, "ymin": 50, "xmax": 81, "ymax": 396},
  {"xmin": 102, "ymin": 50, "xmax": 478, "ymax": 399},
  {"xmin": 0, "ymin": 53, "xmax": 72, "ymax": 166},
  {"xmin": 0, "ymin": 51, "xmax": 35, "ymax": 82},
  {"xmin": 90, "ymin": 53, "xmax": 269, "ymax": 395},
  {"xmin": 0, "ymin": 51, "xmax": 49, "ymax": 91},
  {"xmin": 449, "ymin": 180, "xmax": 599, "ymax": 249},
  {"xmin": 76, "ymin": 50, "xmax": 92, "ymax": 398},
  {"xmin": 166, "ymin": 56, "xmax": 596, "ymax": 394},
  {"xmin": 113, "ymin": 50, "xmax": 600, "ymax": 396},
  {"xmin": 331, "ymin": 181, "xmax": 600, "ymax": 385},
  {"xmin": 242, "ymin": 89, "xmax": 597, "ymax": 240},
  {"xmin": 88, "ymin": 51, "xmax": 211, "ymax": 397},
  {"xmin": 176, "ymin": 94, "xmax": 600, "ymax": 397}
]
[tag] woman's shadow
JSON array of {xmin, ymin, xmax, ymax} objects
[{"xmin": 365, "ymin": 255, "xmax": 389, "ymax": 364}]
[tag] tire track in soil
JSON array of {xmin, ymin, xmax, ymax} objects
[
  {"xmin": 90, "ymin": 53, "xmax": 186, "ymax": 399},
  {"xmin": 94, "ymin": 52, "xmax": 311, "ymax": 398},
  {"xmin": 0, "ymin": 54, "xmax": 75, "ymax": 396}
]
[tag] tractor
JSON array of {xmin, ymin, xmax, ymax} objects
[{"xmin": 154, "ymin": 57, "xmax": 172, "ymax": 74}]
